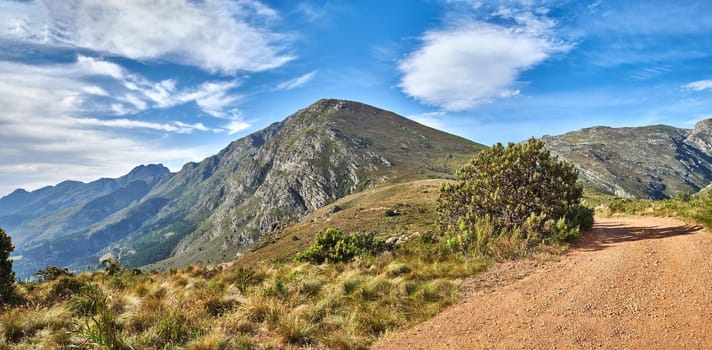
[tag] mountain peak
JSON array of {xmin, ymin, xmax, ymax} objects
[
  {"xmin": 306, "ymin": 98, "xmax": 362, "ymax": 112},
  {"xmin": 9, "ymin": 188, "xmax": 28, "ymax": 195},
  {"xmin": 121, "ymin": 164, "xmax": 171, "ymax": 184},
  {"xmin": 6, "ymin": 99, "xmax": 483, "ymax": 277},
  {"xmin": 692, "ymin": 118, "xmax": 712, "ymax": 135},
  {"xmin": 127, "ymin": 163, "xmax": 170, "ymax": 177}
]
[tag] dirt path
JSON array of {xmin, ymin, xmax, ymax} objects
[{"xmin": 373, "ymin": 217, "xmax": 712, "ymax": 349}]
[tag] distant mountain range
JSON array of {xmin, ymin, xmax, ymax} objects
[
  {"xmin": 543, "ymin": 119, "xmax": 712, "ymax": 199},
  {"xmin": 5, "ymin": 99, "xmax": 712, "ymax": 278},
  {"xmin": 2, "ymin": 99, "xmax": 483, "ymax": 278}
]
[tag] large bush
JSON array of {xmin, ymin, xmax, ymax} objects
[{"xmin": 438, "ymin": 139, "xmax": 592, "ymax": 253}]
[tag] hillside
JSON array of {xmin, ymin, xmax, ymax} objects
[
  {"xmin": 8, "ymin": 99, "xmax": 483, "ymax": 278},
  {"xmin": 543, "ymin": 119, "xmax": 712, "ymax": 199},
  {"xmin": 176, "ymin": 179, "xmax": 447, "ymax": 270}
]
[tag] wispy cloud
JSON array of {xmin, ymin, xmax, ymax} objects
[
  {"xmin": 630, "ymin": 64, "xmax": 671, "ymax": 80},
  {"xmin": 224, "ymin": 120, "xmax": 252, "ymax": 135},
  {"xmin": 570, "ymin": 1, "xmax": 712, "ymax": 67},
  {"xmin": 0, "ymin": 0, "xmax": 294, "ymax": 74},
  {"xmin": 0, "ymin": 56, "xmax": 251, "ymax": 195},
  {"xmin": 398, "ymin": 7, "xmax": 571, "ymax": 110},
  {"xmin": 75, "ymin": 118, "xmax": 213, "ymax": 134},
  {"xmin": 0, "ymin": 55, "xmax": 246, "ymax": 120},
  {"xmin": 684, "ymin": 80, "xmax": 712, "ymax": 92},
  {"xmin": 295, "ymin": 2, "xmax": 326, "ymax": 22},
  {"xmin": 276, "ymin": 71, "xmax": 317, "ymax": 90},
  {"xmin": 583, "ymin": 1, "xmax": 712, "ymax": 37}
]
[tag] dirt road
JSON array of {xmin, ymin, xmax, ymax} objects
[{"xmin": 373, "ymin": 217, "xmax": 712, "ymax": 349}]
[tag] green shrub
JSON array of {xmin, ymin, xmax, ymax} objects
[
  {"xmin": 33, "ymin": 266, "xmax": 73, "ymax": 282},
  {"xmin": 295, "ymin": 228, "xmax": 388, "ymax": 264},
  {"xmin": 223, "ymin": 267, "xmax": 265, "ymax": 294},
  {"xmin": 47, "ymin": 277, "xmax": 87, "ymax": 302},
  {"xmin": 156, "ymin": 311, "xmax": 191, "ymax": 346},
  {"xmin": 567, "ymin": 204, "xmax": 594, "ymax": 231},
  {"xmin": 70, "ymin": 284, "xmax": 127, "ymax": 349},
  {"xmin": 438, "ymin": 139, "xmax": 592, "ymax": 254},
  {"xmin": 100, "ymin": 258, "xmax": 126, "ymax": 276},
  {"xmin": 550, "ymin": 218, "xmax": 580, "ymax": 242}
]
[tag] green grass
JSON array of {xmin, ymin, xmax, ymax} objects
[{"xmin": 598, "ymin": 191, "xmax": 712, "ymax": 229}]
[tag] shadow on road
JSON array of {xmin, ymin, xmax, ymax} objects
[{"xmin": 574, "ymin": 221, "xmax": 703, "ymax": 252}]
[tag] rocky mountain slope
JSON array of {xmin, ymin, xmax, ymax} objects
[
  {"xmin": 2, "ymin": 165, "xmax": 172, "ymax": 277},
  {"xmin": 8, "ymin": 99, "xmax": 483, "ymax": 278},
  {"xmin": 0, "ymin": 164, "xmax": 171, "ymax": 245},
  {"xmin": 543, "ymin": 119, "xmax": 712, "ymax": 199}
]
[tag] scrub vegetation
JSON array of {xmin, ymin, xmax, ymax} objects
[{"xmin": 0, "ymin": 142, "xmax": 596, "ymax": 349}]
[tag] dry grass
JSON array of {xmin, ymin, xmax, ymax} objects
[
  {"xmin": 2, "ymin": 179, "xmax": 579, "ymax": 348},
  {"xmin": 3, "ymin": 246, "xmax": 482, "ymax": 349}
]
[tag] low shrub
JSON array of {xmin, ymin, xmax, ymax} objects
[
  {"xmin": 70, "ymin": 284, "xmax": 128, "ymax": 349},
  {"xmin": 222, "ymin": 267, "xmax": 265, "ymax": 294},
  {"xmin": 33, "ymin": 266, "xmax": 73, "ymax": 282},
  {"xmin": 275, "ymin": 314, "xmax": 315, "ymax": 345},
  {"xmin": 295, "ymin": 228, "xmax": 388, "ymax": 264},
  {"xmin": 156, "ymin": 311, "xmax": 191, "ymax": 346},
  {"xmin": 46, "ymin": 276, "xmax": 87, "ymax": 302}
]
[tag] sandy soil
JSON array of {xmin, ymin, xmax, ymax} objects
[{"xmin": 373, "ymin": 217, "xmax": 712, "ymax": 349}]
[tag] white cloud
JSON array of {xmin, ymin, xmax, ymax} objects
[
  {"xmin": 0, "ymin": 0, "xmax": 293, "ymax": 74},
  {"xmin": 82, "ymin": 85, "xmax": 110, "ymax": 96},
  {"xmin": 684, "ymin": 80, "xmax": 712, "ymax": 92},
  {"xmin": 0, "ymin": 57, "xmax": 250, "ymax": 196},
  {"xmin": 398, "ymin": 9, "xmax": 570, "ymax": 110},
  {"xmin": 75, "ymin": 118, "xmax": 213, "ymax": 134},
  {"xmin": 7, "ymin": 55, "xmax": 246, "ymax": 118},
  {"xmin": 75, "ymin": 55, "xmax": 126, "ymax": 79},
  {"xmin": 224, "ymin": 120, "xmax": 252, "ymax": 135},
  {"xmin": 296, "ymin": 2, "xmax": 325, "ymax": 22},
  {"xmin": 276, "ymin": 71, "xmax": 317, "ymax": 90},
  {"xmin": 176, "ymin": 80, "xmax": 243, "ymax": 117}
]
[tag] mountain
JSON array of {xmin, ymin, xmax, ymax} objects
[
  {"xmin": 0, "ymin": 164, "xmax": 171, "ymax": 244},
  {"xmin": 3, "ymin": 165, "xmax": 172, "ymax": 277},
  {"xmin": 8, "ymin": 99, "xmax": 483, "ymax": 278},
  {"xmin": 543, "ymin": 119, "xmax": 712, "ymax": 199}
]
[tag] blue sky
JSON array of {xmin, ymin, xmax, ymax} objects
[{"xmin": 1, "ymin": 0, "xmax": 712, "ymax": 196}]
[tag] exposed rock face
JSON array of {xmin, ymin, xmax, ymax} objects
[
  {"xmin": 7, "ymin": 99, "xmax": 482, "ymax": 276},
  {"xmin": 543, "ymin": 120, "xmax": 712, "ymax": 199},
  {"xmin": 145, "ymin": 99, "xmax": 483, "ymax": 268}
]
